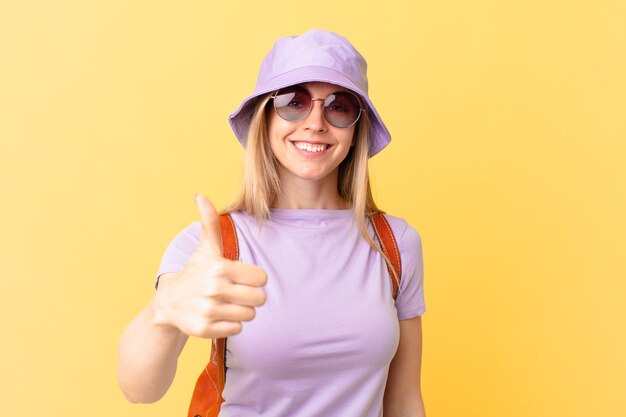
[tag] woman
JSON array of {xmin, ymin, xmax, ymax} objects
[{"xmin": 118, "ymin": 29, "xmax": 426, "ymax": 417}]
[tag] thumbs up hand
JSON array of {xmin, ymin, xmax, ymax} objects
[{"xmin": 152, "ymin": 194, "xmax": 267, "ymax": 339}]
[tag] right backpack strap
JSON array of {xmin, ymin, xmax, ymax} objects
[
  {"xmin": 187, "ymin": 213, "xmax": 238, "ymax": 417},
  {"xmin": 371, "ymin": 213, "xmax": 403, "ymax": 299}
]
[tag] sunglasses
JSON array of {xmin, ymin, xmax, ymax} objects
[{"xmin": 270, "ymin": 84, "xmax": 365, "ymax": 128}]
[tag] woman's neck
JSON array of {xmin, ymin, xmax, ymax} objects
[{"xmin": 271, "ymin": 172, "xmax": 349, "ymax": 210}]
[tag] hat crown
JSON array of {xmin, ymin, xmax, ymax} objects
[{"xmin": 257, "ymin": 29, "xmax": 368, "ymax": 93}]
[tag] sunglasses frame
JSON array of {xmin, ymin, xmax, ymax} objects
[{"xmin": 269, "ymin": 84, "xmax": 366, "ymax": 128}]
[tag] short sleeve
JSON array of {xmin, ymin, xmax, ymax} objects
[
  {"xmin": 389, "ymin": 218, "xmax": 426, "ymax": 320},
  {"xmin": 154, "ymin": 222, "xmax": 201, "ymax": 288}
]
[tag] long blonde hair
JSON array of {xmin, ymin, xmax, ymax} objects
[{"xmin": 223, "ymin": 93, "xmax": 399, "ymax": 287}]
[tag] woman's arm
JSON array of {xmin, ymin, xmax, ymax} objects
[
  {"xmin": 383, "ymin": 316, "xmax": 426, "ymax": 417},
  {"xmin": 117, "ymin": 272, "xmax": 189, "ymax": 403},
  {"xmin": 117, "ymin": 195, "xmax": 268, "ymax": 403}
]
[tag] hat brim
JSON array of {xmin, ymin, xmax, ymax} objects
[{"xmin": 228, "ymin": 65, "xmax": 391, "ymax": 157}]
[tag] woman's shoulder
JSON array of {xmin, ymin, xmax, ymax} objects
[{"xmin": 379, "ymin": 212, "xmax": 423, "ymax": 251}]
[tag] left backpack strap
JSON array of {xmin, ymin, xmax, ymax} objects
[
  {"xmin": 187, "ymin": 213, "xmax": 238, "ymax": 417},
  {"xmin": 371, "ymin": 213, "xmax": 402, "ymax": 299}
]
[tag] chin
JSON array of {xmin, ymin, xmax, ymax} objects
[
  {"xmin": 282, "ymin": 166, "xmax": 336, "ymax": 183},
  {"xmin": 295, "ymin": 172, "xmax": 330, "ymax": 182}
]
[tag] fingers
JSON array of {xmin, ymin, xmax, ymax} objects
[
  {"xmin": 186, "ymin": 302, "xmax": 259, "ymax": 339},
  {"xmin": 209, "ymin": 303, "xmax": 257, "ymax": 322},
  {"xmin": 225, "ymin": 262, "xmax": 268, "ymax": 287},
  {"xmin": 203, "ymin": 275, "xmax": 267, "ymax": 307},
  {"xmin": 222, "ymin": 284, "xmax": 267, "ymax": 307},
  {"xmin": 201, "ymin": 262, "xmax": 267, "ymax": 306},
  {"xmin": 195, "ymin": 194, "xmax": 223, "ymax": 256},
  {"xmin": 196, "ymin": 321, "xmax": 243, "ymax": 339}
]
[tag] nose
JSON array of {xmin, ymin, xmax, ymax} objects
[{"xmin": 302, "ymin": 98, "xmax": 328, "ymax": 132}]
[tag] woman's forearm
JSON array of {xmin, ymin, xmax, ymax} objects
[{"xmin": 117, "ymin": 299, "xmax": 188, "ymax": 403}]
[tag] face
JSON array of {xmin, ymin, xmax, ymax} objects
[{"xmin": 267, "ymin": 82, "xmax": 357, "ymax": 184}]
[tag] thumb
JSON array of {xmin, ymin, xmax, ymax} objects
[{"xmin": 195, "ymin": 194, "xmax": 223, "ymax": 256}]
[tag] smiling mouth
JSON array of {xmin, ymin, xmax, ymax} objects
[{"xmin": 291, "ymin": 141, "xmax": 331, "ymax": 153}]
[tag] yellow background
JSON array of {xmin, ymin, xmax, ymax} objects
[{"xmin": 1, "ymin": 1, "xmax": 624, "ymax": 416}]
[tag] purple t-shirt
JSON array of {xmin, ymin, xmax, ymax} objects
[{"xmin": 156, "ymin": 209, "xmax": 426, "ymax": 417}]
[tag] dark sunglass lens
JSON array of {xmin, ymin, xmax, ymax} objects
[
  {"xmin": 323, "ymin": 92, "xmax": 361, "ymax": 127},
  {"xmin": 273, "ymin": 86, "xmax": 311, "ymax": 121}
]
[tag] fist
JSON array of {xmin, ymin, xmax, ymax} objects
[{"xmin": 152, "ymin": 194, "xmax": 267, "ymax": 339}]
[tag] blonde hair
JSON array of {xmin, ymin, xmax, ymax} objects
[{"xmin": 223, "ymin": 93, "xmax": 399, "ymax": 287}]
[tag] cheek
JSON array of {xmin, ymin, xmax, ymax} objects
[
  {"xmin": 267, "ymin": 114, "xmax": 295, "ymax": 162},
  {"xmin": 267, "ymin": 111, "xmax": 295, "ymax": 142},
  {"xmin": 336, "ymin": 126, "xmax": 356, "ymax": 148},
  {"xmin": 336, "ymin": 130, "xmax": 357, "ymax": 163}
]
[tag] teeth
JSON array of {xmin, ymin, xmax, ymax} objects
[{"xmin": 294, "ymin": 142, "xmax": 328, "ymax": 152}]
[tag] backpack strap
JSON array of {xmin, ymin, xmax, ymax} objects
[
  {"xmin": 370, "ymin": 213, "xmax": 402, "ymax": 299},
  {"xmin": 187, "ymin": 213, "xmax": 237, "ymax": 417},
  {"xmin": 218, "ymin": 213, "xmax": 239, "ymax": 262}
]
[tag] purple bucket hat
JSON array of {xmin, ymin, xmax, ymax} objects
[{"xmin": 228, "ymin": 29, "xmax": 391, "ymax": 157}]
